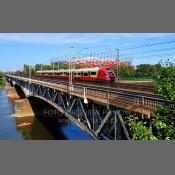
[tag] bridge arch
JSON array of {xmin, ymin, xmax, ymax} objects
[
  {"xmin": 14, "ymin": 83, "xmax": 26, "ymax": 98},
  {"xmin": 27, "ymin": 95, "xmax": 64, "ymax": 118},
  {"xmin": 26, "ymin": 95, "xmax": 68, "ymax": 139},
  {"xmin": 9, "ymin": 80, "xmax": 14, "ymax": 87}
]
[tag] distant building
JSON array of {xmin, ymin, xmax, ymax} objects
[{"xmin": 51, "ymin": 57, "xmax": 131, "ymax": 68}]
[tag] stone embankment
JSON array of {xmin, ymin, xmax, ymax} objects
[{"xmin": 5, "ymin": 82, "xmax": 34, "ymax": 118}]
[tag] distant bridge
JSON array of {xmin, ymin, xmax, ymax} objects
[{"xmin": 5, "ymin": 75, "xmax": 172, "ymax": 140}]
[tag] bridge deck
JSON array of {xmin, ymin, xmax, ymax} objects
[{"xmin": 6, "ymin": 75, "xmax": 173, "ymax": 117}]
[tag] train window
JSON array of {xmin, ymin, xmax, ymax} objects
[
  {"xmin": 83, "ymin": 72, "xmax": 88, "ymax": 76},
  {"xmin": 91, "ymin": 72, "xmax": 97, "ymax": 76},
  {"xmin": 78, "ymin": 72, "xmax": 81, "ymax": 76}
]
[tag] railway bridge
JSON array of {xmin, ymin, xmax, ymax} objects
[{"xmin": 5, "ymin": 75, "xmax": 171, "ymax": 140}]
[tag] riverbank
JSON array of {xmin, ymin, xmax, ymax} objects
[{"xmin": 0, "ymin": 78, "xmax": 5, "ymax": 87}]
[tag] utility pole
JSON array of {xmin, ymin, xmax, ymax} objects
[
  {"xmin": 24, "ymin": 66, "xmax": 26, "ymax": 75},
  {"xmin": 33, "ymin": 65, "xmax": 35, "ymax": 75},
  {"xmin": 116, "ymin": 49, "xmax": 120, "ymax": 90},
  {"xmin": 29, "ymin": 65, "xmax": 32, "ymax": 79},
  {"xmin": 69, "ymin": 57, "xmax": 73, "ymax": 89},
  {"xmin": 52, "ymin": 60, "xmax": 55, "ymax": 77},
  {"xmin": 69, "ymin": 46, "xmax": 74, "ymax": 91}
]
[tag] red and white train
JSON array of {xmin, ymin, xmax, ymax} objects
[{"xmin": 35, "ymin": 67, "xmax": 116, "ymax": 82}]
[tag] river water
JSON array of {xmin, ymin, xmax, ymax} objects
[{"xmin": 0, "ymin": 88, "xmax": 92, "ymax": 140}]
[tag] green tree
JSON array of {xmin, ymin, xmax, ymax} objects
[
  {"xmin": 125, "ymin": 61, "xmax": 175, "ymax": 140},
  {"xmin": 23, "ymin": 64, "xmax": 29, "ymax": 75},
  {"xmin": 0, "ymin": 71, "xmax": 5, "ymax": 86},
  {"xmin": 152, "ymin": 60, "xmax": 175, "ymax": 140},
  {"xmin": 135, "ymin": 64, "xmax": 156, "ymax": 78},
  {"xmin": 0, "ymin": 71, "xmax": 4, "ymax": 78},
  {"xmin": 114, "ymin": 65, "xmax": 135, "ymax": 79},
  {"xmin": 126, "ymin": 116, "xmax": 157, "ymax": 140},
  {"xmin": 154, "ymin": 60, "xmax": 175, "ymax": 101}
]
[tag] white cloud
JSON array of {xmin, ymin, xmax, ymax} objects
[
  {"xmin": 0, "ymin": 33, "xmax": 101, "ymax": 45},
  {"xmin": 0, "ymin": 33, "xmax": 173, "ymax": 46}
]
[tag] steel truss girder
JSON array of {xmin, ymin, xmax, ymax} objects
[
  {"xmin": 10, "ymin": 77, "xmax": 131, "ymax": 140},
  {"xmin": 95, "ymin": 111, "xmax": 112, "ymax": 137},
  {"xmin": 78, "ymin": 99, "xmax": 92, "ymax": 129}
]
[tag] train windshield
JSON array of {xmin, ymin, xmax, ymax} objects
[
  {"xmin": 106, "ymin": 68, "xmax": 112, "ymax": 72},
  {"xmin": 106, "ymin": 68, "xmax": 115, "ymax": 77}
]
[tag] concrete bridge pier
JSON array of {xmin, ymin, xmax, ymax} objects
[
  {"xmin": 5, "ymin": 81, "xmax": 34, "ymax": 118},
  {"xmin": 14, "ymin": 99, "xmax": 34, "ymax": 117},
  {"xmin": 5, "ymin": 82, "xmax": 20, "ymax": 100}
]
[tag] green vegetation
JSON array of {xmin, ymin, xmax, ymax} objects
[
  {"xmin": 23, "ymin": 64, "xmax": 69, "ymax": 75},
  {"xmin": 125, "ymin": 60, "xmax": 175, "ymax": 140},
  {"xmin": 114, "ymin": 63, "xmax": 162, "ymax": 81},
  {"xmin": 154, "ymin": 60, "xmax": 175, "ymax": 101},
  {"xmin": 23, "ymin": 64, "xmax": 53, "ymax": 75},
  {"xmin": 126, "ymin": 116, "xmax": 157, "ymax": 140},
  {"xmin": 118, "ymin": 77, "xmax": 153, "ymax": 81},
  {"xmin": 0, "ymin": 71, "xmax": 3, "ymax": 78},
  {"xmin": 0, "ymin": 71, "xmax": 5, "ymax": 87},
  {"xmin": 152, "ymin": 60, "xmax": 175, "ymax": 140}
]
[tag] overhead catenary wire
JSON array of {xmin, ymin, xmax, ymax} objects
[
  {"xmin": 49, "ymin": 34, "xmax": 175, "ymax": 65},
  {"xmin": 54, "ymin": 34, "xmax": 175, "ymax": 57},
  {"xmin": 124, "ymin": 47, "xmax": 175, "ymax": 56},
  {"xmin": 122, "ymin": 40, "xmax": 175, "ymax": 51},
  {"xmin": 69, "ymin": 39, "xmax": 175, "ymax": 59},
  {"xmin": 80, "ymin": 33, "xmax": 175, "ymax": 50},
  {"xmin": 129, "ymin": 52, "xmax": 175, "ymax": 59}
]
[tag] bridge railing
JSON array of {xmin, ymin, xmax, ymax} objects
[{"xmin": 85, "ymin": 86, "xmax": 166, "ymax": 109}]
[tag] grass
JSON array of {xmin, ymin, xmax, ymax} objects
[{"xmin": 119, "ymin": 77, "xmax": 153, "ymax": 81}]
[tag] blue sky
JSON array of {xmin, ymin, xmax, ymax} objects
[{"xmin": 0, "ymin": 33, "xmax": 175, "ymax": 71}]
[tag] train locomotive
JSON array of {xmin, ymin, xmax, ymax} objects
[{"xmin": 35, "ymin": 67, "xmax": 116, "ymax": 82}]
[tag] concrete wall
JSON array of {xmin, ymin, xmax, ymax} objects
[
  {"xmin": 5, "ymin": 82, "xmax": 35, "ymax": 117},
  {"xmin": 14, "ymin": 99, "xmax": 35, "ymax": 117},
  {"xmin": 5, "ymin": 82, "xmax": 20, "ymax": 100}
]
